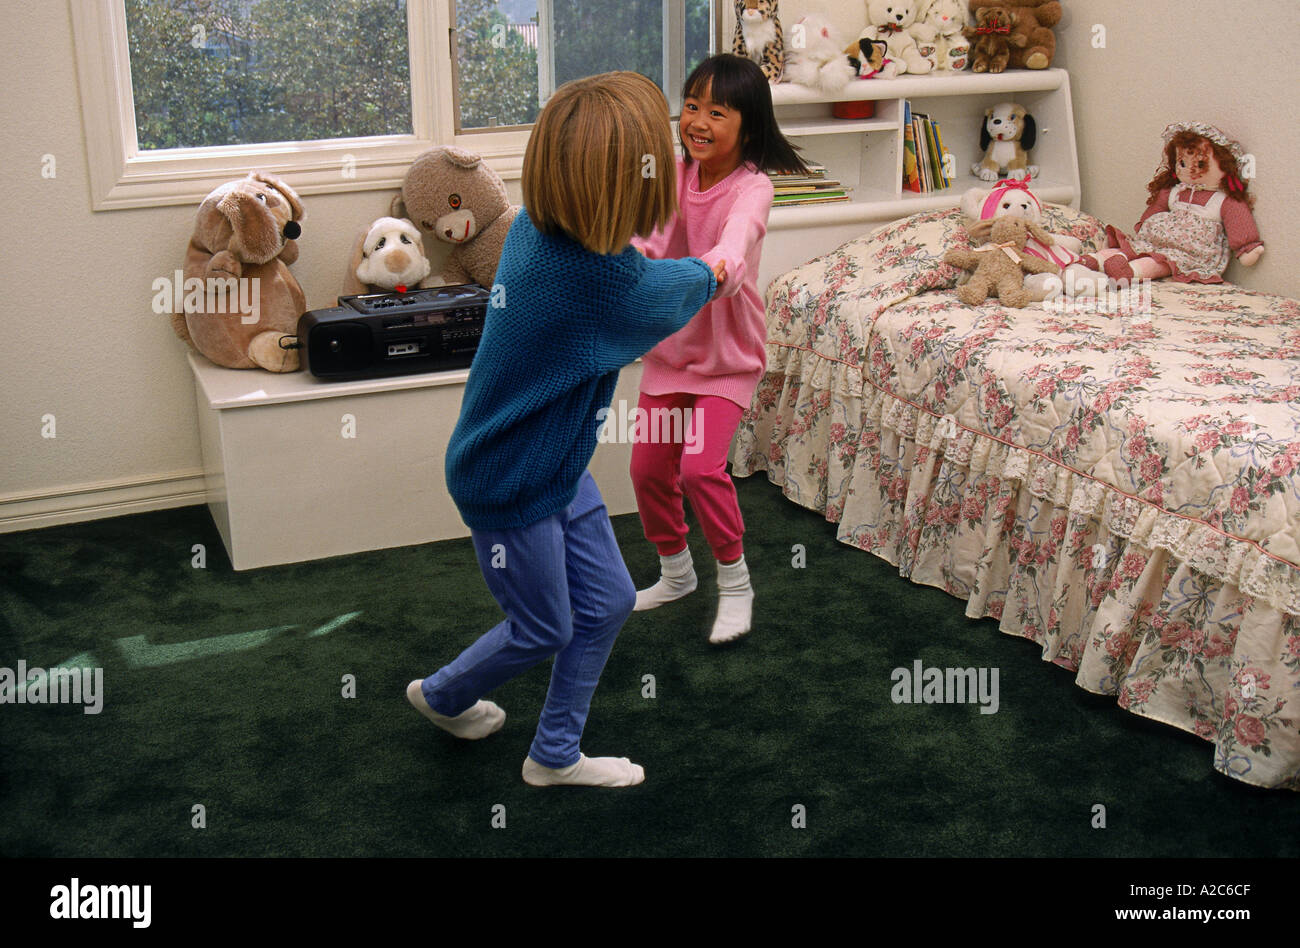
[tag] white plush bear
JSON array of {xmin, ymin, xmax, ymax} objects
[
  {"xmin": 917, "ymin": 0, "xmax": 971, "ymax": 70},
  {"xmin": 855, "ymin": 0, "xmax": 934, "ymax": 75},
  {"xmin": 785, "ymin": 15, "xmax": 858, "ymax": 94},
  {"xmin": 958, "ymin": 184, "xmax": 1104, "ymax": 300}
]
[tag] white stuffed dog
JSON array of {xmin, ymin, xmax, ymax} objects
[
  {"xmin": 959, "ymin": 182, "xmax": 1103, "ymax": 300},
  {"xmin": 343, "ymin": 217, "xmax": 433, "ymax": 296}
]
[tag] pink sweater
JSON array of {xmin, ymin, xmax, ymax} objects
[{"xmin": 632, "ymin": 158, "xmax": 774, "ymax": 409}]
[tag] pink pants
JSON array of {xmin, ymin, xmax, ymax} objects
[{"xmin": 629, "ymin": 391, "xmax": 746, "ymax": 562}]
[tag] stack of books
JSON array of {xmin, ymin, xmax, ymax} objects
[
  {"xmin": 903, "ymin": 101, "xmax": 953, "ymax": 194},
  {"xmin": 768, "ymin": 161, "xmax": 850, "ymax": 207}
]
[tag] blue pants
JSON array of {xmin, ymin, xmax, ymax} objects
[{"xmin": 420, "ymin": 471, "xmax": 636, "ymax": 768}]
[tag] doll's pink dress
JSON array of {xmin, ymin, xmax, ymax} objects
[{"xmin": 1105, "ymin": 184, "xmax": 1261, "ymax": 283}]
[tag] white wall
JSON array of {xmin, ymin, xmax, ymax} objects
[{"xmin": 1, "ymin": 0, "xmax": 1297, "ymax": 529}]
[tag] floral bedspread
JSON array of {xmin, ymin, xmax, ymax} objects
[{"xmin": 733, "ymin": 207, "xmax": 1300, "ymax": 790}]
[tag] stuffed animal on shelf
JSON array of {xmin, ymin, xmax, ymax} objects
[
  {"xmin": 845, "ymin": 36, "xmax": 896, "ymax": 78},
  {"xmin": 917, "ymin": 0, "xmax": 971, "ymax": 70},
  {"xmin": 963, "ymin": 4, "xmax": 1018, "ymax": 73},
  {"xmin": 785, "ymin": 15, "xmax": 858, "ymax": 93},
  {"xmin": 969, "ymin": 0, "xmax": 1059, "ymax": 69},
  {"xmin": 172, "ymin": 171, "xmax": 306, "ymax": 372},
  {"xmin": 972, "ymin": 102, "xmax": 1038, "ymax": 181},
  {"xmin": 959, "ymin": 180, "xmax": 1105, "ymax": 300},
  {"xmin": 393, "ymin": 146, "xmax": 519, "ymax": 289},
  {"xmin": 944, "ymin": 216, "xmax": 1060, "ymax": 308},
  {"xmin": 341, "ymin": 217, "xmax": 433, "ymax": 296},
  {"xmin": 853, "ymin": 0, "xmax": 934, "ymax": 75},
  {"xmin": 733, "ymin": 0, "xmax": 785, "ymax": 83},
  {"xmin": 1081, "ymin": 122, "xmax": 1264, "ymax": 286}
]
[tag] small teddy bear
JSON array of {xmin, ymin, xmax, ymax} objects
[
  {"xmin": 342, "ymin": 217, "xmax": 434, "ymax": 296},
  {"xmin": 733, "ymin": 0, "xmax": 785, "ymax": 83},
  {"xmin": 964, "ymin": 5, "xmax": 1019, "ymax": 74},
  {"xmin": 393, "ymin": 146, "xmax": 519, "ymax": 288},
  {"xmin": 174, "ymin": 171, "xmax": 306, "ymax": 372},
  {"xmin": 959, "ymin": 182, "xmax": 1105, "ymax": 300},
  {"xmin": 854, "ymin": 0, "xmax": 934, "ymax": 75},
  {"xmin": 944, "ymin": 216, "xmax": 1060, "ymax": 308},
  {"xmin": 969, "ymin": 0, "xmax": 1059, "ymax": 69}
]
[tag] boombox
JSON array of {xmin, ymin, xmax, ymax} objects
[{"xmin": 297, "ymin": 283, "xmax": 490, "ymax": 380}]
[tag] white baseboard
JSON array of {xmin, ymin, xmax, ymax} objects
[{"xmin": 0, "ymin": 470, "xmax": 208, "ymax": 534}]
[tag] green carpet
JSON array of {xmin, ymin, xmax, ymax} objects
[{"xmin": 1, "ymin": 474, "xmax": 1295, "ymax": 857}]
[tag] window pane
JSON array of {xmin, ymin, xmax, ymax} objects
[
  {"xmin": 685, "ymin": 0, "xmax": 711, "ymax": 78},
  {"xmin": 125, "ymin": 0, "xmax": 412, "ymax": 150},
  {"xmin": 553, "ymin": 0, "xmax": 662, "ymax": 88},
  {"xmin": 456, "ymin": 0, "xmax": 541, "ymax": 129}
]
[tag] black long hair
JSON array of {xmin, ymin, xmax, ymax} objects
[{"xmin": 680, "ymin": 54, "xmax": 808, "ymax": 175}]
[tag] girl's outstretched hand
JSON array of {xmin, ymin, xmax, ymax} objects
[{"xmin": 711, "ymin": 259, "xmax": 727, "ymax": 290}]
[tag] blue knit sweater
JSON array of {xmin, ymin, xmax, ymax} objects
[{"xmin": 446, "ymin": 210, "xmax": 716, "ymax": 530}]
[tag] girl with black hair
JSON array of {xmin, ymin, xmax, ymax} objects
[{"xmin": 630, "ymin": 53, "xmax": 805, "ymax": 644}]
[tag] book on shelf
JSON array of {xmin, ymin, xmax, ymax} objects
[
  {"xmin": 768, "ymin": 160, "xmax": 849, "ymax": 206},
  {"xmin": 771, "ymin": 189, "xmax": 850, "ymax": 206},
  {"xmin": 902, "ymin": 101, "xmax": 921, "ymax": 193},
  {"xmin": 903, "ymin": 103, "xmax": 952, "ymax": 194}
]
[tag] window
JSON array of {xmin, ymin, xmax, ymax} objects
[
  {"xmin": 72, "ymin": 0, "xmax": 716, "ymax": 210},
  {"xmin": 125, "ymin": 0, "xmax": 415, "ymax": 149},
  {"xmin": 453, "ymin": 0, "xmax": 715, "ymax": 131}
]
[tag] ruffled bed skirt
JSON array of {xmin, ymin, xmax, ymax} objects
[{"xmin": 733, "ymin": 344, "xmax": 1300, "ymax": 791}]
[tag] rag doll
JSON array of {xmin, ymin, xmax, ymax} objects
[
  {"xmin": 733, "ymin": 0, "xmax": 785, "ymax": 82},
  {"xmin": 1083, "ymin": 122, "xmax": 1264, "ymax": 285},
  {"xmin": 960, "ymin": 180, "xmax": 1104, "ymax": 300}
]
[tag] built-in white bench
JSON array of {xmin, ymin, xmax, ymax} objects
[{"xmin": 188, "ymin": 352, "xmax": 643, "ymax": 570}]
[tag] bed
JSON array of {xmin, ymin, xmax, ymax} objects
[{"xmin": 732, "ymin": 205, "xmax": 1300, "ymax": 791}]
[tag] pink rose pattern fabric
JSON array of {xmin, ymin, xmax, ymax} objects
[{"xmin": 734, "ymin": 207, "xmax": 1300, "ymax": 790}]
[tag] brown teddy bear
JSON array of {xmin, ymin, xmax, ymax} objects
[
  {"xmin": 173, "ymin": 171, "xmax": 306, "ymax": 372},
  {"xmin": 963, "ymin": 5, "xmax": 1019, "ymax": 73},
  {"xmin": 943, "ymin": 216, "xmax": 1060, "ymax": 308},
  {"xmin": 968, "ymin": 0, "xmax": 1059, "ymax": 69},
  {"xmin": 391, "ymin": 146, "xmax": 519, "ymax": 288}
]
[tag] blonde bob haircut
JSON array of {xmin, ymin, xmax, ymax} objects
[{"xmin": 523, "ymin": 71, "xmax": 677, "ymax": 255}]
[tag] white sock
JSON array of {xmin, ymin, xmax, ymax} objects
[
  {"xmin": 522, "ymin": 753, "xmax": 645, "ymax": 787},
  {"xmin": 406, "ymin": 680, "xmax": 505, "ymax": 739},
  {"xmin": 633, "ymin": 547, "xmax": 697, "ymax": 611},
  {"xmin": 709, "ymin": 555, "xmax": 753, "ymax": 644}
]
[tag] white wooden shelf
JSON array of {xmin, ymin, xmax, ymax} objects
[{"xmin": 758, "ymin": 68, "xmax": 1081, "ymax": 290}]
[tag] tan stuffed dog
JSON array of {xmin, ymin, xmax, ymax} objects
[
  {"xmin": 944, "ymin": 217, "xmax": 1059, "ymax": 308},
  {"xmin": 341, "ymin": 217, "xmax": 433, "ymax": 296},
  {"xmin": 972, "ymin": 103, "xmax": 1037, "ymax": 181},
  {"xmin": 392, "ymin": 146, "xmax": 518, "ymax": 288},
  {"xmin": 174, "ymin": 171, "xmax": 306, "ymax": 371}
]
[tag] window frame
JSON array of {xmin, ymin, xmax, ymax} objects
[{"xmin": 73, "ymin": 0, "xmax": 713, "ymax": 211}]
